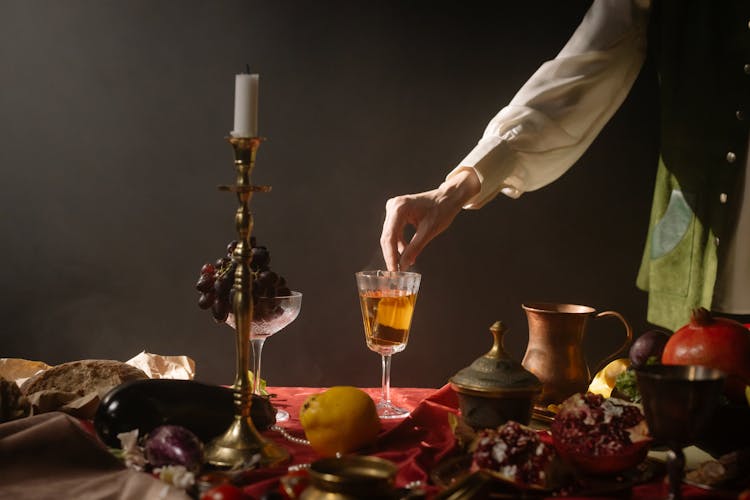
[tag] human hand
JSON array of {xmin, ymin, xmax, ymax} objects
[{"xmin": 380, "ymin": 168, "xmax": 480, "ymax": 271}]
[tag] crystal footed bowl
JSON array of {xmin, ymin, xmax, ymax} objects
[{"xmin": 226, "ymin": 291, "xmax": 302, "ymax": 338}]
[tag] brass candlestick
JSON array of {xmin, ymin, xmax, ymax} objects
[{"xmin": 204, "ymin": 136, "xmax": 290, "ymax": 469}]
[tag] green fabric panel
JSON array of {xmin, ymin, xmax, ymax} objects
[
  {"xmin": 650, "ymin": 189, "xmax": 693, "ymax": 260},
  {"xmin": 636, "ymin": 158, "xmax": 716, "ymax": 331}
]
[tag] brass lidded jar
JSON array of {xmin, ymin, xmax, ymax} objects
[{"xmin": 449, "ymin": 321, "xmax": 542, "ymax": 429}]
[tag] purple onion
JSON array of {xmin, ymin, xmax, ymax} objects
[{"xmin": 144, "ymin": 425, "xmax": 203, "ymax": 472}]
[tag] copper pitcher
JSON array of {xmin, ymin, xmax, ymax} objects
[{"xmin": 521, "ymin": 302, "xmax": 633, "ymax": 406}]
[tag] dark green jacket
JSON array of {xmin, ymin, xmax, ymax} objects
[{"xmin": 636, "ymin": 0, "xmax": 750, "ymax": 329}]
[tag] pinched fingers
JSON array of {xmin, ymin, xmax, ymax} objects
[
  {"xmin": 381, "ymin": 193, "xmax": 440, "ymax": 271},
  {"xmin": 399, "ymin": 219, "xmax": 432, "ymax": 270},
  {"xmin": 381, "ymin": 196, "xmax": 409, "ymax": 271}
]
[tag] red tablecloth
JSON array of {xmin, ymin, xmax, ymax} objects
[
  {"xmin": 240, "ymin": 386, "xmax": 453, "ymax": 497},
  {"xmin": 0, "ymin": 386, "xmax": 738, "ymax": 499},
  {"xmin": 244, "ymin": 385, "xmax": 735, "ymax": 499}
]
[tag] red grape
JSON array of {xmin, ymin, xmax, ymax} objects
[
  {"xmin": 196, "ymin": 274, "xmax": 215, "ymax": 293},
  {"xmin": 197, "ymin": 237, "xmax": 292, "ymax": 324},
  {"xmin": 198, "ymin": 293, "xmax": 214, "ymax": 310}
]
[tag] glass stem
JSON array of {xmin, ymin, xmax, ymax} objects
[
  {"xmin": 666, "ymin": 447, "xmax": 685, "ymax": 500},
  {"xmin": 381, "ymin": 354, "xmax": 392, "ymax": 404},
  {"xmin": 251, "ymin": 338, "xmax": 266, "ymax": 395}
]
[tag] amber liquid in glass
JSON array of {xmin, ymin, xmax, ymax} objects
[{"xmin": 359, "ymin": 290, "xmax": 417, "ymax": 355}]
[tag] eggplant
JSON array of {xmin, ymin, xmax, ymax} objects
[{"xmin": 94, "ymin": 379, "xmax": 276, "ymax": 448}]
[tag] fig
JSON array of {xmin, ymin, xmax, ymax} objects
[
  {"xmin": 144, "ymin": 425, "xmax": 204, "ymax": 472},
  {"xmin": 629, "ymin": 330, "xmax": 669, "ymax": 369}
]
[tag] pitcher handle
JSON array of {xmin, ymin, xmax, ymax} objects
[{"xmin": 591, "ymin": 310, "xmax": 633, "ymax": 376}]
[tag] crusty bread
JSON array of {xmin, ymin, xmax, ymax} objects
[{"xmin": 20, "ymin": 359, "xmax": 148, "ymax": 401}]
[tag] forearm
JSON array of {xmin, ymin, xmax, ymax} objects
[{"xmin": 438, "ymin": 167, "xmax": 481, "ymax": 208}]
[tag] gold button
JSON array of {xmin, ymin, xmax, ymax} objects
[
  {"xmin": 738, "ymin": 110, "xmax": 746, "ymax": 121},
  {"xmin": 720, "ymin": 193, "xmax": 728, "ymax": 204},
  {"xmin": 745, "ymin": 63, "xmax": 750, "ymax": 74},
  {"xmin": 727, "ymin": 152, "xmax": 737, "ymax": 163}
]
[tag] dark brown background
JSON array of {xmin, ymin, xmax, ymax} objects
[{"xmin": 0, "ymin": 1, "xmax": 659, "ymax": 388}]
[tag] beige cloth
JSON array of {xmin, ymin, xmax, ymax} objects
[{"xmin": 0, "ymin": 412, "xmax": 191, "ymax": 500}]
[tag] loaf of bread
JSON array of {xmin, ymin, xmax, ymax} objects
[{"xmin": 20, "ymin": 359, "xmax": 148, "ymax": 418}]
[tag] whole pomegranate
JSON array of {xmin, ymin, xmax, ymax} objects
[
  {"xmin": 551, "ymin": 393, "xmax": 651, "ymax": 476},
  {"xmin": 662, "ymin": 308, "xmax": 750, "ymax": 403}
]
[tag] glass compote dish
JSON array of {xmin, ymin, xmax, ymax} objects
[
  {"xmin": 355, "ymin": 270, "xmax": 421, "ymax": 419},
  {"xmin": 228, "ymin": 291, "xmax": 302, "ymax": 422}
]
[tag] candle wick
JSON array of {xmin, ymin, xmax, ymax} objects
[{"xmin": 245, "ymin": 63, "xmax": 251, "ymax": 74}]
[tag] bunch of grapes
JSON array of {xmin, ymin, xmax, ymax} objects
[{"xmin": 195, "ymin": 237, "xmax": 292, "ymax": 323}]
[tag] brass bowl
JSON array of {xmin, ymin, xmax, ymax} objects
[{"xmin": 450, "ymin": 385, "xmax": 540, "ymax": 429}]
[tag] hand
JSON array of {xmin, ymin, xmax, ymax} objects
[{"xmin": 380, "ymin": 168, "xmax": 480, "ymax": 271}]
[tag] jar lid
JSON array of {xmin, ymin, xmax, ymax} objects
[
  {"xmin": 307, "ymin": 456, "xmax": 397, "ymax": 496},
  {"xmin": 450, "ymin": 321, "xmax": 542, "ymax": 396}
]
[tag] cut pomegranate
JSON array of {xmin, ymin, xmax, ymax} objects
[
  {"xmin": 472, "ymin": 421, "xmax": 556, "ymax": 488},
  {"xmin": 551, "ymin": 393, "xmax": 651, "ymax": 476}
]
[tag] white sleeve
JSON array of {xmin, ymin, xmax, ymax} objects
[{"xmin": 449, "ymin": 0, "xmax": 650, "ymax": 208}]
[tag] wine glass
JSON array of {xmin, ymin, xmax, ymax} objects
[
  {"xmin": 636, "ymin": 365, "xmax": 726, "ymax": 500},
  {"xmin": 355, "ymin": 270, "xmax": 421, "ymax": 419},
  {"xmin": 228, "ymin": 291, "xmax": 302, "ymax": 422}
]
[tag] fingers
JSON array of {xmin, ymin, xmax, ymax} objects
[
  {"xmin": 398, "ymin": 194, "xmax": 464, "ymax": 270},
  {"xmin": 381, "ymin": 191, "xmax": 448, "ymax": 271},
  {"xmin": 399, "ymin": 215, "xmax": 435, "ymax": 270},
  {"xmin": 380, "ymin": 171, "xmax": 477, "ymax": 271},
  {"xmin": 397, "ymin": 238, "xmax": 406, "ymax": 256},
  {"xmin": 380, "ymin": 197, "xmax": 405, "ymax": 271},
  {"xmin": 383, "ymin": 194, "xmax": 434, "ymax": 272}
]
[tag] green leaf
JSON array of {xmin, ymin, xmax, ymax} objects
[{"xmin": 614, "ymin": 369, "xmax": 641, "ymax": 403}]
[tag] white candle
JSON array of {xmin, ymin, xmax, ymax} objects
[{"xmin": 232, "ymin": 73, "xmax": 259, "ymax": 138}]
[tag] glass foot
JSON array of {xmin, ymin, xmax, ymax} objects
[
  {"xmin": 376, "ymin": 400, "xmax": 410, "ymax": 419},
  {"xmin": 275, "ymin": 408, "xmax": 290, "ymax": 422}
]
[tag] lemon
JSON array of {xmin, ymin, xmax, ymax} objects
[
  {"xmin": 300, "ymin": 386, "xmax": 380, "ymax": 457},
  {"xmin": 588, "ymin": 358, "xmax": 630, "ymax": 398},
  {"xmin": 375, "ymin": 296, "xmax": 414, "ymax": 330}
]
